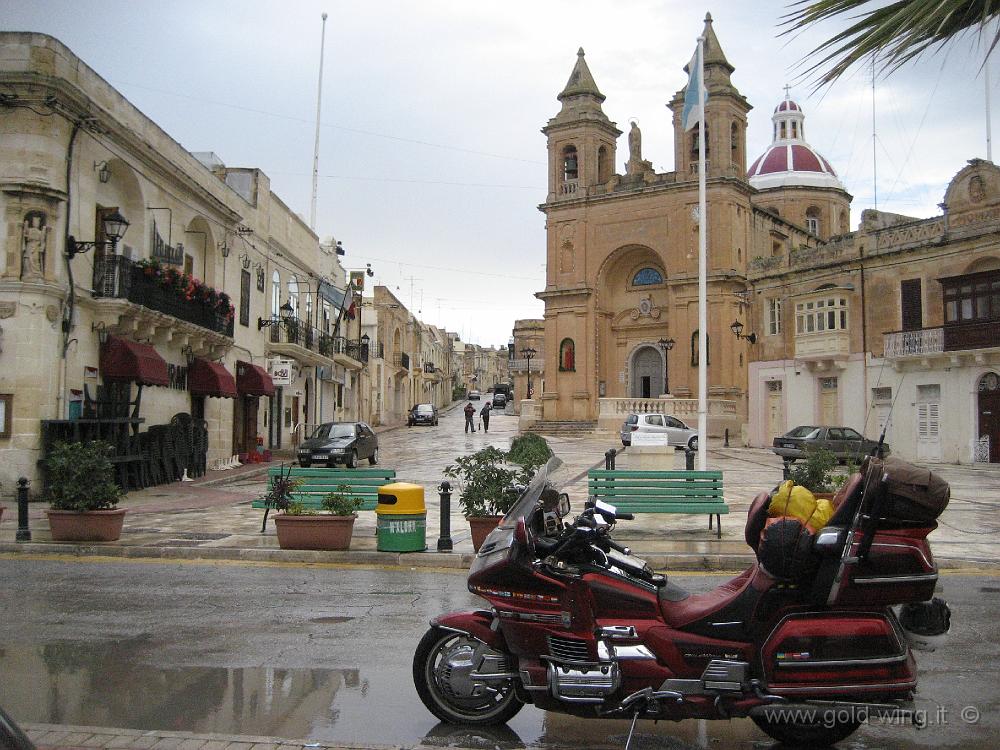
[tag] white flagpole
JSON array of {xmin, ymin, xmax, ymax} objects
[
  {"xmin": 987, "ymin": 48, "xmax": 994, "ymax": 163},
  {"xmin": 697, "ymin": 34, "xmax": 708, "ymax": 471},
  {"xmin": 309, "ymin": 12, "xmax": 329, "ymax": 230}
]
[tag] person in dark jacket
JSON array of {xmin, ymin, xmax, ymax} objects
[
  {"xmin": 481, "ymin": 402, "xmax": 492, "ymax": 433},
  {"xmin": 463, "ymin": 402, "xmax": 476, "ymax": 433}
]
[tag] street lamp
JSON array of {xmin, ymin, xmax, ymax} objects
[
  {"xmin": 657, "ymin": 337, "xmax": 675, "ymax": 395},
  {"xmin": 66, "ymin": 210, "xmax": 130, "ymax": 258},
  {"xmin": 257, "ymin": 300, "xmax": 294, "ymax": 330},
  {"xmin": 520, "ymin": 347, "xmax": 536, "ymax": 399},
  {"xmin": 730, "ymin": 319, "xmax": 757, "ymax": 345}
]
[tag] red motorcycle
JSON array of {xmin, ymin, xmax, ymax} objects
[{"xmin": 413, "ymin": 457, "xmax": 950, "ymax": 747}]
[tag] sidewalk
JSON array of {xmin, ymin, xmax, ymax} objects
[{"xmin": 2, "ymin": 427, "xmax": 999, "ymax": 571}]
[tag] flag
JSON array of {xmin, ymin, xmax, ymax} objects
[
  {"xmin": 682, "ymin": 43, "xmax": 706, "ymax": 132},
  {"xmin": 345, "ymin": 299, "xmax": 357, "ymax": 320}
]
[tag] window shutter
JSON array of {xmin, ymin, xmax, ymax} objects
[{"xmin": 901, "ymin": 279, "xmax": 922, "ymax": 331}]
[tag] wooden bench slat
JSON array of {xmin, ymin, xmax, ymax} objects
[
  {"xmin": 589, "ymin": 470, "xmax": 723, "ymax": 479},
  {"xmin": 254, "ymin": 468, "xmax": 396, "ymax": 521},
  {"xmin": 589, "ymin": 487, "xmax": 723, "ymax": 497},
  {"xmin": 588, "ymin": 482, "xmax": 722, "ymax": 491}
]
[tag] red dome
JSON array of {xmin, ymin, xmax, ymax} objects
[{"xmin": 774, "ymin": 99, "xmax": 801, "ymax": 113}]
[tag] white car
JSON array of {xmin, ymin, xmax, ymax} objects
[
  {"xmin": 620, "ymin": 413, "xmax": 698, "ymax": 449},
  {"xmin": 468, "ymin": 390, "xmax": 481, "ymax": 400}
]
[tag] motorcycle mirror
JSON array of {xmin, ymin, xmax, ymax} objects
[
  {"xmin": 593, "ymin": 499, "xmax": 618, "ymax": 520},
  {"xmin": 558, "ymin": 493, "xmax": 571, "ymax": 517}
]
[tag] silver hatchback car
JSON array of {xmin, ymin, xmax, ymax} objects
[{"xmin": 621, "ymin": 413, "xmax": 699, "ymax": 449}]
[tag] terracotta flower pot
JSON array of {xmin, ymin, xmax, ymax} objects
[
  {"xmin": 274, "ymin": 514, "xmax": 356, "ymax": 551},
  {"xmin": 46, "ymin": 508, "xmax": 127, "ymax": 542},
  {"xmin": 467, "ymin": 515, "xmax": 503, "ymax": 553}
]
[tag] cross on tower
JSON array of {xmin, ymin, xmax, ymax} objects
[{"xmin": 783, "ymin": 83, "xmax": 792, "ymax": 100}]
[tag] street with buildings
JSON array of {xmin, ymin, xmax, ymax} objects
[{"xmin": 4, "ymin": 5, "xmax": 1000, "ymax": 750}]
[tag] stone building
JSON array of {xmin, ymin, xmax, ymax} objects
[
  {"xmin": 748, "ymin": 159, "xmax": 1000, "ymax": 464},
  {"xmin": 0, "ymin": 32, "xmax": 364, "ymax": 491},
  {"xmin": 536, "ymin": 16, "xmax": 815, "ymax": 436},
  {"xmin": 510, "ymin": 318, "xmax": 544, "ymax": 421}
]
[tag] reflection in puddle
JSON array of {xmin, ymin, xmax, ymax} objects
[{"xmin": 3, "ymin": 641, "xmax": 949, "ymax": 749}]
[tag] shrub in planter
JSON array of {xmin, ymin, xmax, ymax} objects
[
  {"xmin": 508, "ymin": 433, "xmax": 553, "ymax": 471},
  {"xmin": 45, "ymin": 440, "xmax": 126, "ymax": 541},
  {"xmin": 787, "ymin": 446, "xmax": 851, "ymax": 495},
  {"xmin": 443, "ymin": 445, "xmax": 535, "ymax": 551},
  {"xmin": 323, "ymin": 484, "xmax": 363, "ymax": 516}
]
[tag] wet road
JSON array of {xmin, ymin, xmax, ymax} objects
[{"xmin": 0, "ymin": 558, "xmax": 998, "ymax": 749}]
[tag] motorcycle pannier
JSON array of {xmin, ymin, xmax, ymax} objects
[{"xmin": 879, "ymin": 457, "xmax": 950, "ymax": 524}]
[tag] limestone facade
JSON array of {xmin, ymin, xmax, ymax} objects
[{"xmin": 0, "ymin": 32, "xmax": 363, "ymax": 491}]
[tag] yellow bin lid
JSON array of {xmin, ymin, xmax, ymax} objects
[{"xmin": 377, "ymin": 482, "xmax": 426, "ymax": 514}]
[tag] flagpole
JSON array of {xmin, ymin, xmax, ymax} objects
[
  {"xmin": 697, "ymin": 33, "xmax": 708, "ymax": 471},
  {"xmin": 309, "ymin": 12, "xmax": 329, "ymax": 230}
]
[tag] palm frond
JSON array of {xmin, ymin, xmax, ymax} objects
[{"xmin": 782, "ymin": 0, "xmax": 1000, "ymax": 88}]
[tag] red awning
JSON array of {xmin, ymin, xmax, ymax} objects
[
  {"xmin": 100, "ymin": 336, "xmax": 169, "ymax": 387},
  {"xmin": 236, "ymin": 360, "xmax": 275, "ymax": 397},
  {"xmin": 189, "ymin": 357, "xmax": 237, "ymax": 399}
]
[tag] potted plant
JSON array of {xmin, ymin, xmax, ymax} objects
[
  {"xmin": 270, "ymin": 478, "xmax": 361, "ymax": 551},
  {"xmin": 443, "ymin": 445, "xmax": 535, "ymax": 552},
  {"xmin": 44, "ymin": 440, "xmax": 126, "ymax": 542},
  {"xmin": 787, "ymin": 446, "xmax": 850, "ymax": 499}
]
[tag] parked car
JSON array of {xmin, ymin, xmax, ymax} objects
[
  {"xmin": 408, "ymin": 403, "xmax": 439, "ymax": 427},
  {"xmin": 620, "ymin": 413, "xmax": 698, "ymax": 449},
  {"xmin": 492, "ymin": 392, "xmax": 507, "ymax": 408},
  {"xmin": 468, "ymin": 390, "xmax": 481, "ymax": 400},
  {"xmin": 297, "ymin": 421, "xmax": 379, "ymax": 468},
  {"xmin": 772, "ymin": 425, "xmax": 888, "ymax": 464}
]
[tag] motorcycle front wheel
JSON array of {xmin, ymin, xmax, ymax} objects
[
  {"xmin": 413, "ymin": 627, "xmax": 523, "ymax": 725},
  {"xmin": 751, "ymin": 713, "xmax": 860, "ymax": 747}
]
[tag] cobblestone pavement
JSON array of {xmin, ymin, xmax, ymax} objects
[{"xmin": 2, "ymin": 402, "xmax": 999, "ymax": 569}]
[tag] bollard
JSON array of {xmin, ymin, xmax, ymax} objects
[
  {"xmin": 782, "ymin": 461, "xmax": 791, "ymax": 481},
  {"xmin": 604, "ymin": 448, "xmax": 617, "ymax": 470},
  {"xmin": 724, "ymin": 428, "xmax": 730, "ymax": 448},
  {"xmin": 16, "ymin": 477, "xmax": 31, "ymax": 542},
  {"xmin": 685, "ymin": 448, "xmax": 695, "ymax": 471},
  {"xmin": 437, "ymin": 481, "xmax": 453, "ymax": 552}
]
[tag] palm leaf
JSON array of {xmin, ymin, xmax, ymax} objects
[{"xmin": 782, "ymin": 0, "xmax": 1000, "ymax": 88}]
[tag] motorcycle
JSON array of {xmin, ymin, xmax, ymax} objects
[{"xmin": 413, "ymin": 457, "xmax": 951, "ymax": 747}]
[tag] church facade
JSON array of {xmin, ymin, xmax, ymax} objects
[
  {"xmin": 536, "ymin": 15, "xmax": 1000, "ymax": 464},
  {"xmin": 536, "ymin": 15, "xmax": 816, "ymax": 437}
]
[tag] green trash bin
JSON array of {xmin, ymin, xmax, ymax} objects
[{"xmin": 376, "ymin": 482, "xmax": 426, "ymax": 552}]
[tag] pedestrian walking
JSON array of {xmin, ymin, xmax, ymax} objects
[
  {"xmin": 463, "ymin": 402, "xmax": 476, "ymax": 433},
  {"xmin": 481, "ymin": 401, "xmax": 492, "ymax": 433}
]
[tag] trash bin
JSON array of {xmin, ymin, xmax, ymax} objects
[{"xmin": 376, "ymin": 482, "xmax": 426, "ymax": 552}]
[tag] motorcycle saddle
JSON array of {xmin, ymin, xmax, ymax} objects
[{"xmin": 659, "ymin": 566, "xmax": 773, "ymax": 630}]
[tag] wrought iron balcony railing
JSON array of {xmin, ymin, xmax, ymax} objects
[{"xmin": 92, "ymin": 255, "xmax": 234, "ymax": 337}]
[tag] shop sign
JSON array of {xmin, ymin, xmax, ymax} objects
[
  {"xmin": 349, "ymin": 270, "xmax": 365, "ymax": 291},
  {"xmin": 268, "ymin": 358, "xmax": 294, "ymax": 386}
]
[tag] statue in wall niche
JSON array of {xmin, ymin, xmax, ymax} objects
[{"xmin": 21, "ymin": 213, "xmax": 50, "ymax": 281}]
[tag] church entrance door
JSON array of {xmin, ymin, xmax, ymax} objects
[{"xmin": 630, "ymin": 346, "xmax": 663, "ymax": 399}]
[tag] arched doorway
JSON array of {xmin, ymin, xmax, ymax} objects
[
  {"xmin": 630, "ymin": 346, "xmax": 663, "ymax": 399},
  {"xmin": 978, "ymin": 372, "xmax": 1000, "ymax": 462}
]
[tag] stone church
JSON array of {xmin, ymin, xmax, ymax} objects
[{"xmin": 536, "ymin": 14, "xmax": 822, "ymax": 436}]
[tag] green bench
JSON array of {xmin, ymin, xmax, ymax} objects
[
  {"xmin": 252, "ymin": 467, "xmax": 396, "ymax": 531},
  {"xmin": 587, "ymin": 469, "xmax": 728, "ymax": 539}
]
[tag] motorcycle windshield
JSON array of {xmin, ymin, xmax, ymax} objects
[{"xmin": 499, "ymin": 457, "xmax": 562, "ymax": 529}]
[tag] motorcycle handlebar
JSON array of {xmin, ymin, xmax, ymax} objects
[{"xmin": 616, "ymin": 512, "xmax": 634, "ymax": 521}]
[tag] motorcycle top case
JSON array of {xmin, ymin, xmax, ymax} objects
[
  {"xmin": 828, "ymin": 526, "xmax": 938, "ymax": 607},
  {"xmin": 879, "ymin": 457, "xmax": 950, "ymax": 525}
]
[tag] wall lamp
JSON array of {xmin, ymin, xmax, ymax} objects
[
  {"xmin": 219, "ymin": 240, "xmax": 231, "ymax": 258},
  {"xmin": 67, "ymin": 210, "xmax": 130, "ymax": 259},
  {"xmin": 257, "ymin": 300, "xmax": 294, "ymax": 330},
  {"xmin": 181, "ymin": 344, "xmax": 195, "ymax": 363},
  {"xmin": 94, "ymin": 160, "xmax": 110, "ymax": 184},
  {"xmin": 730, "ymin": 319, "xmax": 757, "ymax": 345},
  {"xmin": 91, "ymin": 321, "xmax": 109, "ymax": 344}
]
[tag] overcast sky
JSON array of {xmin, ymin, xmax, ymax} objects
[{"xmin": 6, "ymin": 1, "xmax": 994, "ymax": 346}]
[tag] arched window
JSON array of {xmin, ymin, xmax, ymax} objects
[
  {"xmin": 597, "ymin": 145, "xmax": 611, "ymax": 183},
  {"xmin": 287, "ymin": 275, "xmax": 299, "ymax": 319},
  {"xmin": 562, "ymin": 145, "xmax": 578, "ymax": 181},
  {"xmin": 839, "ymin": 210, "xmax": 849, "ymax": 234},
  {"xmin": 559, "ymin": 338, "xmax": 576, "ymax": 371},
  {"xmin": 805, "ymin": 206, "xmax": 821, "ymax": 236},
  {"xmin": 271, "ymin": 270, "xmax": 281, "ymax": 319},
  {"xmin": 632, "ymin": 267, "xmax": 664, "ymax": 286},
  {"xmin": 690, "ymin": 125, "xmax": 710, "ymax": 157},
  {"xmin": 730, "ymin": 121, "xmax": 739, "ymax": 157},
  {"xmin": 690, "ymin": 330, "xmax": 710, "ymax": 367}
]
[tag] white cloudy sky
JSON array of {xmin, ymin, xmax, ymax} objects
[{"xmin": 6, "ymin": 1, "xmax": 993, "ymax": 346}]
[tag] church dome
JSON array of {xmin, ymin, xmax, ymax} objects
[{"xmin": 749, "ymin": 95, "xmax": 843, "ymax": 191}]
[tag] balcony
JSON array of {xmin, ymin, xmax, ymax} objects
[
  {"xmin": 92, "ymin": 255, "xmax": 234, "ymax": 338},
  {"xmin": 794, "ymin": 330, "xmax": 851, "ymax": 364},
  {"xmin": 267, "ymin": 317, "xmax": 336, "ymax": 368},
  {"xmin": 392, "ymin": 352, "xmax": 409, "ymax": 373},
  {"xmin": 884, "ymin": 321, "xmax": 1000, "ymax": 365},
  {"xmin": 329, "ymin": 336, "xmax": 364, "ymax": 369}
]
